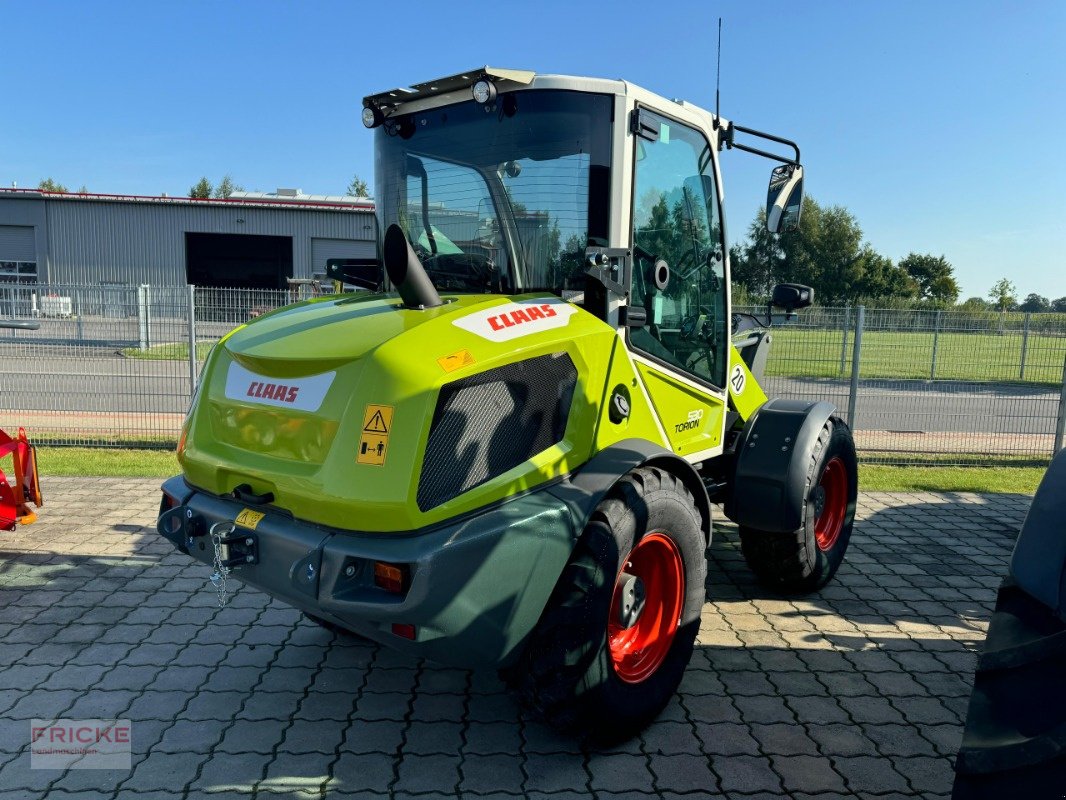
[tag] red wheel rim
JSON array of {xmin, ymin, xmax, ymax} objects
[
  {"xmin": 607, "ymin": 532, "xmax": 684, "ymax": 684},
  {"xmin": 814, "ymin": 456, "xmax": 848, "ymax": 551}
]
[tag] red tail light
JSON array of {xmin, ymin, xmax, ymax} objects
[{"xmin": 391, "ymin": 623, "xmax": 416, "ymax": 640}]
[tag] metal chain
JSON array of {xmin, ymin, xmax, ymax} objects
[{"xmin": 209, "ymin": 525, "xmax": 231, "ymax": 608}]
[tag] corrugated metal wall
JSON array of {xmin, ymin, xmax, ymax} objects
[
  {"xmin": 7, "ymin": 197, "xmax": 376, "ymax": 286},
  {"xmin": 310, "ymin": 238, "xmax": 377, "ymax": 273},
  {"xmin": 0, "ymin": 225, "xmax": 36, "ymax": 261}
]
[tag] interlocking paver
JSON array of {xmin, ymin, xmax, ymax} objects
[
  {"xmin": 714, "ymin": 753, "xmax": 785, "ymax": 794},
  {"xmin": 650, "ymin": 753, "xmax": 716, "ymax": 793},
  {"xmin": 0, "ymin": 478, "xmax": 1029, "ymax": 798}
]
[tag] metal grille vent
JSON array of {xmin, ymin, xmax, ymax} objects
[{"xmin": 416, "ymin": 352, "xmax": 577, "ymax": 511}]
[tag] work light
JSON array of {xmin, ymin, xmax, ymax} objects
[{"xmin": 471, "ymin": 79, "xmax": 497, "ymax": 105}]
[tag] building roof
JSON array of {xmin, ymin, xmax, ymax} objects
[{"xmin": 0, "ymin": 187, "xmax": 375, "ymax": 213}]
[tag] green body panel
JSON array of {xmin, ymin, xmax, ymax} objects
[
  {"xmin": 634, "ymin": 363, "xmax": 726, "ymax": 456},
  {"xmin": 726, "ymin": 344, "xmax": 769, "ymax": 420},
  {"xmin": 181, "ymin": 292, "xmax": 621, "ymax": 533},
  {"xmin": 590, "ymin": 338, "xmax": 670, "ymax": 454}
]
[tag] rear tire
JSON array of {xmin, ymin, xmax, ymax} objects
[
  {"xmin": 739, "ymin": 416, "xmax": 858, "ymax": 593},
  {"xmin": 505, "ymin": 466, "xmax": 707, "ymax": 743}
]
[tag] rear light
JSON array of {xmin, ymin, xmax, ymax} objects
[
  {"xmin": 374, "ymin": 561, "xmax": 407, "ymax": 594},
  {"xmin": 391, "ymin": 623, "xmax": 416, "ymax": 640}
]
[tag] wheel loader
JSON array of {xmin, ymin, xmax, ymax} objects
[{"xmin": 157, "ymin": 67, "xmax": 858, "ymax": 740}]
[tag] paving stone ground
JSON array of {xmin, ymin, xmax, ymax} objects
[{"xmin": 0, "ymin": 478, "xmax": 1030, "ymax": 799}]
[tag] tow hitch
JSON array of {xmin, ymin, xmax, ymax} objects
[
  {"xmin": 209, "ymin": 522, "xmax": 259, "ymax": 569},
  {"xmin": 157, "ymin": 507, "xmax": 259, "ymax": 568}
]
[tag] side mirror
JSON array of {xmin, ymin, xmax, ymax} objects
[
  {"xmin": 772, "ymin": 283, "xmax": 813, "ymax": 313},
  {"xmin": 766, "ymin": 163, "xmax": 804, "ymax": 234},
  {"xmin": 326, "ymin": 258, "xmax": 383, "ymax": 291}
]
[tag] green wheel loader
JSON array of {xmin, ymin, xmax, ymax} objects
[{"xmin": 157, "ymin": 67, "xmax": 858, "ymax": 740}]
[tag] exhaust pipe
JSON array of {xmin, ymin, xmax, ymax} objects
[{"xmin": 382, "ymin": 223, "xmax": 443, "ymax": 310}]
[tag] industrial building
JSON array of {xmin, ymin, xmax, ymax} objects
[{"xmin": 0, "ymin": 188, "xmax": 376, "ymax": 289}]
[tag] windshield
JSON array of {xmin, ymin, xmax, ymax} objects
[{"xmin": 375, "ymin": 90, "xmax": 612, "ymax": 294}]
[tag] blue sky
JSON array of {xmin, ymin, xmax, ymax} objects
[{"xmin": 3, "ymin": 1, "xmax": 1063, "ymax": 300}]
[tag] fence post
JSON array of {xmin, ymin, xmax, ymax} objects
[
  {"xmin": 1020, "ymin": 312, "xmax": 1031, "ymax": 381},
  {"xmin": 75, "ymin": 290, "xmax": 84, "ymax": 342},
  {"xmin": 930, "ymin": 309, "xmax": 941, "ymax": 381},
  {"xmin": 137, "ymin": 284, "xmax": 152, "ymax": 351},
  {"xmin": 1055, "ymin": 354, "xmax": 1066, "ymax": 455},
  {"xmin": 847, "ymin": 305, "xmax": 864, "ymax": 429},
  {"xmin": 838, "ymin": 303, "xmax": 850, "ymax": 377},
  {"xmin": 187, "ymin": 284, "xmax": 198, "ymax": 394}
]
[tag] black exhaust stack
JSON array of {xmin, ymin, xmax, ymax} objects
[{"xmin": 383, "ymin": 223, "xmax": 443, "ymax": 310}]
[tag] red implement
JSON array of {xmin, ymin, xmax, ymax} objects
[{"xmin": 0, "ymin": 427, "xmax": 43, "ymax": 530}]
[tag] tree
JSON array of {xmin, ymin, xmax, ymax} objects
[
  {"xmin": 988, "ymin": 278, "xmax": 1017, "ymax": 312},
  {"xmin": 189, "ymin": 177, "xmax": 213, "ymax": 199},
  {"xmin": 213, "ymin": 175, "xmax": 243, "ymax": 199},
  {"xmin": 77, "ymin": 185, "xmax": 88, "ymax": 194},
  {"xmin": 898, "ymin": 253, "xmax": 959, "ymax": 304},
  {"xmin": 38, "ymin": 178, "xmax": 68, "ymax": 193},
  {"xmin": 1052, "ymin": 297, "xmax": 1066, "ymax": 313},
  {"xmin": 959, "ymin": 296, "xmax": 990, "ymax": 311},
  {"xmin": 854, "ymin": 249, "xmax": 918, "ymax": 301},
  {"xmin": 347, "ymin": 174, "xmax": 370, "ymax": 198},
  {"xmin": 1018, "ymin": 293, "xmax": 1050, "ymax": 313}
]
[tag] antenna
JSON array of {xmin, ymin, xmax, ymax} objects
[{"xmin": 714, "ymin": 17, "xmax": 722, "ymax": 129}]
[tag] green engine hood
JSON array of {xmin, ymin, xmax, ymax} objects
[
  {"xmin": 178, "ymin": 291, "xmax": 625, "ymax": 533},
  {"xmin": 223, "ymin": 293, "xmax": 493, "ymax": 375}
]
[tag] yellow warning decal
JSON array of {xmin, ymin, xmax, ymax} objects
[
  {"xmin": 235, "ymin": 509, "xmax": 265, "ymax": 530},
  {"xmin": 437, "ymin": 348, "xmax": 476, "ymax": 373},
  {"xmin": 357, "ymin": 404, "xmax": 394, "ymax": 466}
]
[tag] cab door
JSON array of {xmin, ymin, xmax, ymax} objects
[{"xmin": 626, "ymin": 107, "xmax": 729, "ymax": 459}]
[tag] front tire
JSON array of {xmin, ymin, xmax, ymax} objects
[
  {"xmin": 739, "ymin": 416, "xmax": 858, "ymax": 593},
  {"xmin": 505, "ymin": 466, "xmax": 707, "ymax": 742}
]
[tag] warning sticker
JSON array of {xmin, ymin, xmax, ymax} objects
[
  {"xmin": 437, "ymin": 349, "xmax": 476, "ymax": 373},
  {"xmin": 235, "ymin": 509, "xmax": 265, "ymax": 530},
  {"xmin": 357, "ymin": 404, "xmax": 394, "ymax": 466}
]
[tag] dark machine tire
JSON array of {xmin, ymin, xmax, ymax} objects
[
  {"xmin": 739, "ymin": 416, "xmax": 858, "ymax": 593},
  {"xmin": 505, "ymin": 466, "xmax": 707, "ymax": 742}
]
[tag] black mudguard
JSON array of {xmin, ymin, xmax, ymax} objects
[
  {"xmin": 953, "ymin": 450, "xmax": 1066, "ymax": 798},
  {"xmin": 547, "ymin": 438, "xmax": 712, "ymax": 542},
  {"xmin": 724, "ymin": 398, "xmax": 835, "ymax": 533}
]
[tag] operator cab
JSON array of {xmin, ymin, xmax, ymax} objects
[{"xmin": 360, "ymin": 67, "xmax": 806, "ymax": 440}]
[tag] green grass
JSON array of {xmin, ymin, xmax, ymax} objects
[
  {"xmin": 34, "ymin": 447, "xmax": 1041, "ymax": 494},
  {"xmin": 37, "ymin": 447, "xmax": 177, "ymax": 477},
  {"xmin": 861, "ymin": 465, "xmax": 1042, "ymax": 494},
  {"xmin": 120, "ymin": 342, "xmax": 216, "ymax": 361},
  {"xmin": 766, "ymin": 328, "xmax": 1066, "ymax": 385}
]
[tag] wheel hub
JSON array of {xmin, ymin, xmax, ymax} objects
[
  {"xmin": 607, "ymin": 532, "xmax": 684, "ymax": 684},
  {"xmin": 614, "ymin": 572, "xmax": 646, "ymax": 629},
  {"xmin": 812, "ymin": 485, "xmax": 826, "ymax": 519}
]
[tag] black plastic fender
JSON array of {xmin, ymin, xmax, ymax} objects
[
  {"xmin": 547, "ymin": 438, "xmax": 712, "ymax": 542},
  {"xmin": 724, "ymin": 398, "xmax": 836, "ymax": 533}
]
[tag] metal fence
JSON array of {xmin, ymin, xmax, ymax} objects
[
  {"xmin": 737, "ymin": 304, "xmax": 1066, "ymax": 465},
  {"xmin": 1, "ymin": 283, "xmax": 1064, "ymax": 466}
]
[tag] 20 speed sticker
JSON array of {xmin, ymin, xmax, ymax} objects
[{"xmin": 729, "ymin": 364, "xmax": 746, "ymax": 394}]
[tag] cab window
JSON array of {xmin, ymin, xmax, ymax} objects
[{"xmin": 629, "ymin": 109, "xmax": 727, "ymax": 389}]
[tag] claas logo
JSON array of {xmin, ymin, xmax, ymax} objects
[
  {"xmin": 487, "ymin": 303, "xmax": 557, "ymax": 332},
  {"xmin": 246, "ymin": 381, "xmax": 299, "ymax": 403}
]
